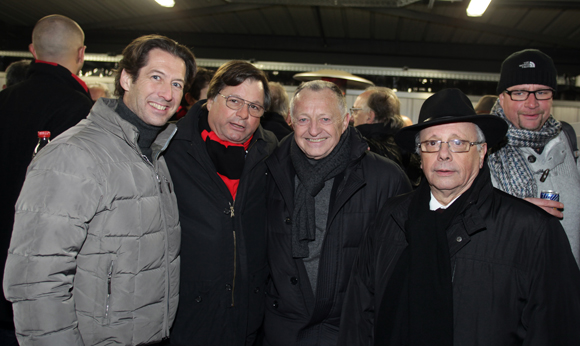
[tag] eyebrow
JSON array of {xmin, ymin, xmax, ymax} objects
[
  {"xmin": 228, "ymin": 93, "xmax": 264, "ymax": 105},
  {"xmin": 149, "ymin": 69, "xmax": 185, "ymax": 83}
]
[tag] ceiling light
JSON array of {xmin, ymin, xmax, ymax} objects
[
  {"xmin": 155, "ymin": 0, "xmax": 175, "ymax": 7},
  {"xmin": 466, "ymin": 0, "xmax": 491, "ymax": 17}
]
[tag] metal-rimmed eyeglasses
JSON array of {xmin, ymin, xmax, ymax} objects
[
  {"xmin": 349, "ymin": 107, "xmax": 363, "ymax": 115},
  {"xmin": 419, "ymin": 139, "xmax": 483, "ymax": 153},
  {"xmin": 503, "ymin": 89, "xmax": 554, "ymax": 101},
  {"xmin": 218, "ymin": 93, "xmax": 265, "ymax": 118}
]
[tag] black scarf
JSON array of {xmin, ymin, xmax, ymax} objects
[
  {"xmin": 116, "ymin": 99, "xmax": 163, "ymax": 161},
  {"xmin": 198, "ymin": 110, "xmax": 249, "ymax": 180},
  {"xmin": 290, "ymin": 128, "xmax": 352, "ymax": 258},
  {"xmin": 376, "ymin": 174, "xmax": 481, "ymax": 346}
]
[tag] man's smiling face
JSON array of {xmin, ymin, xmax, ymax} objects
[
  {"xmin": 292, "ymin": 88, "xmax": 350, "ymax": 160},
  {"xmin": 121, "ymin": 48, "xmax": 186, "ymax": 126}
]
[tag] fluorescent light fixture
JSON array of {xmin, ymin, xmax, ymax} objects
[
  {"xmin": 155, "ymin": 0, "xmax": 175, "ymax": 7},
  {"xmin": 466, "ymin": 0, "xmax": 492, "ymax": 17}
]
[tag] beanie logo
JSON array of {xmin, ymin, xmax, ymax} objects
[{"xmin": 519, "ymin": 61, "xmax": 536, "ymax": 69}]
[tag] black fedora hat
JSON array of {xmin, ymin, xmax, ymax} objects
[{"xmin": 395, "ymin": 88, "xmax": 508, "ymax": 152}]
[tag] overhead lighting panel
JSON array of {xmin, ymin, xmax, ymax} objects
[
  {"xmin": 466, "ymin": 0, "xmax": 492, "ymax": 17},
  {"xmin": 155, "ymin": 0, "xmax": 175, "ymax": 7}
]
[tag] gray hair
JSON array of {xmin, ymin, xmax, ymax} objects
[
  {"xmin": 415, "ymin": 123, "xmax": 486, "ymax": 154},
  {"xmin": 268, "ymin": 81, "xmax": 289, "ymax": 116},
  {"xmin": 290, "ymin": 80, "xmax": 347, "ymax": 120},
  {"xmin": 364, "ymin": 86, "xmax": 404, "ymax": 130}
]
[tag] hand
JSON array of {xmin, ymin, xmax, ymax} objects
[{"xmin": 524, "ymin": 197, "xmax": 564, "ymax": 219}]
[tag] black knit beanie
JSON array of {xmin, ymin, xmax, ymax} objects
[{"xmin": 496, "ymin": 49, "xmax": 557, "ymax": 94}]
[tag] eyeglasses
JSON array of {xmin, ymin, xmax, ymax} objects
[
  {"xmin": 503, "ymin": 89, "xmax": 554, "ymax": 101},
  {"xmin": 349, "ymin": 107, "xmax": 363, "ymax": 115},
  {"xmin": 218, "ymin": 93, "xmax": 265, "ymax": 118},
  {"xmin": 419, "ymin": 139, "xmax": 483, "ymax": 153}
]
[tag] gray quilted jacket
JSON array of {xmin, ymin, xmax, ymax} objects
[{"xmin": 3, "ymin": 98, "xmax": 181, "ymax": 345}]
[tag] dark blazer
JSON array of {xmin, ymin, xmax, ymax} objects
[
  {"xmin": 340, "ymin": 165, "xmax": 580, "ymax": 346},
  {"xmin": 165, "ymin": 103, "xmax": 278, "ymax": 346},
  {"xmin": 263, "ymin": 127, "xmax": 411, "ymax": 346},
  {"xmin": 0, "ymin": 61, "xmax": 92, "ymax": 324}
]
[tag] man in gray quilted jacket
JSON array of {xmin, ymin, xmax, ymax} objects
[{"xmin": 3, "ymin": 34, "xmax": 196, "ymax": 346}]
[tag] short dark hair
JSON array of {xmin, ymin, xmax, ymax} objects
[
  {"xmin": 5, "ymin": 60, "xmax": 31, "ymax": 87},
  {"xmin": 206, "ymin": 60, "xmax": 270, "ymax": 110},
  {"xmin": 114, "ymin": 34, "xmax": 196, "ymax": 98},
  {"xmin": 190, "ymin": 67, "xmax": 215, "ymax": 100}
]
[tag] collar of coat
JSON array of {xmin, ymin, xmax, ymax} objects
[
  {"xmin": 87, "ymin": 98, "xmax": 177, "ymax": 162},
  {"xmin": 390, "ymin": 164, "xmax": 492, "ymax": 239}
]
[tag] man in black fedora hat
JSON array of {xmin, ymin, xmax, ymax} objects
[{"xmin": 339, "ymin": 88, "xmax": 580, "ymax": 346}]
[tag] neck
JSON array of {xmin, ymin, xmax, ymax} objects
[{"xmin": 431, "ymin": 187, "xmax": 467, "ymax": 206}]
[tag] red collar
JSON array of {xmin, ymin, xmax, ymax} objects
[
  {"xmin": 35, "ymin": 60, "xmax": 89, "ymax": 93},
  {"xmin": 201, "ymin": 130, "xmax": 253, "ymax": 150}
]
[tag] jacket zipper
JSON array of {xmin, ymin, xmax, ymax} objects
[
  {"xmin": 229, "ymin": 201, "xmax": 237, "ymax": 307},
  {"xmin": 105, "ymin": 260, "xmax": 114, "ymax": 323},
  {"xmin": 140, "ymin": 153, "xmax": 170, "ymax": 337}
]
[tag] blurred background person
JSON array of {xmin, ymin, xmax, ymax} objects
[
  {"xmin": 474, "ymin": 94, "xmax": 498, "ymax": 114},
  {"xmin": 87, "ymin": 82, "xmax": 112, "ymax": 101},
  {"xmin": 261, "ymin": 81, "xmax": 293, "ymax": 140},
  {"xmin": 2, "ymin": 60, "xmax": 31, "ymax": 89},
  {"xmin": 352, "ymin": 86, "xmax": 422, "ymax": 187},
  {"xmin": 172, "ymin": 67, "xmax": 215, "ymax": 121}
]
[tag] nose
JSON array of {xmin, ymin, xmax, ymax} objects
[
  {"xmin": 236, "ymin": 103, "xmax": 250, "ymax": 119},
  {"xmin": 524, "ymin": 92, "xmax": 539, "ymax": 108},
  {"xmin": 308, "ymin": 119, "xmax": 322, "ymax": 136},
  {"xmin": 158, "ymin": 81, "xmax": 173, "ymax": 101},
  {"xmin": 437, "ymin": 142, "xmax": 452, "ymax": 161}
]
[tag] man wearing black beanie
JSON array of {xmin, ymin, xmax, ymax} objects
[{"xmin": 488, "ymin": 49, "xmax": 580, "ymax": 267}]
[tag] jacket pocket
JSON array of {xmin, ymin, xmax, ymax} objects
[{"xmin": 102, "ymin": 259, "xmax": 114, "ymax": 326}]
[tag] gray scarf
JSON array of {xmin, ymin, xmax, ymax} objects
[
  {"xmin": 290, "ymin": 129, "xmax": 351, "ymax": 258},
  {"xmin": 488, "ymin": 99, "xmax": 561, "ymax": 198}
]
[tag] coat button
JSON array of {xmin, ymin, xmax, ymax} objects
[
  {"xmin": 456, "ymin": 236, "xmax": 463, "ymax": 242},
  {"xmin": 254, "ymin": 287, "xmax": 260, "ymax": 293},
  {"xmin": 528, "ymin": 155, "xmax": 536, "ymax": 163},
  {"xmin": 290, "ymin": 277, "xmax": 298, "ymax": 285},
  {"xmin": 273, "ymin": 300, "xmax": 279, "ymax": 309},
  {"xmin": 225, "ymin": 284, "xmax": 232, "ymax": 291},
  {"xmin": 285, "ymin": 217, "xmax": 292, "ymax": 224},
  {"xmin": 195, "ymin": 296, "xmax": 202, "ymax": 303}
]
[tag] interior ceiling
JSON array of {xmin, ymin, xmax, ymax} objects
[{"xmin": 1, "ymin": 0, "xmax": 580, "ymax": 76}]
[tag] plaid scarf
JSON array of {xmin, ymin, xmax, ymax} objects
[{"xmin": 488, "ymin": 99, "xmax": 561, "ymax": 198}]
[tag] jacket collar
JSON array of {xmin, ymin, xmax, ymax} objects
[
  {"xmin": 174, "ymin": 101, "xmax": 275, "ymax": 199},
  {"xmin": 391, "ymin": 164, "xmax": 493, "ymax": 238},
  {"xmin": 28, "ymin": 60, "xmax": 92, "ymax": 99},
  {"xmin": 88, "ymin": 98, "xmax": 177, "ymax": 161},
  {"xmin": 356, "ymin": 123, "xmax": 398, "ymax": 138}
]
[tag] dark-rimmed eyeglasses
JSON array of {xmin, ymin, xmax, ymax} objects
[
  {"xmin": 419, "ymin": 139, "xmax": 483, "ymax": 153},
  {"xmin": 504, "ymin": 89, "xmax": 554, "ymax": 101},
  {"xmin": 218, "ymin": 93, "xmax": 265, "ymax": 118}
]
